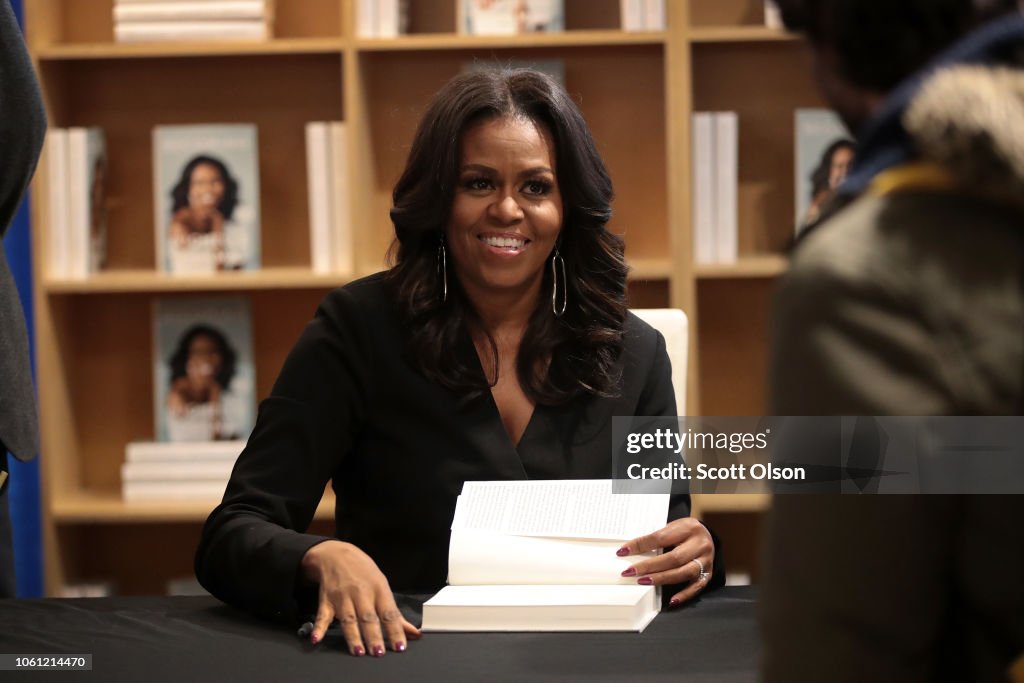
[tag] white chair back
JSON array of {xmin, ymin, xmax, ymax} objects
[{"xmin": 631, "ymin": 309, "xmax": 688, "ymax": 415}]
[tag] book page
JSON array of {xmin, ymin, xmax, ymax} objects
[{"xmin": 451, "ymin": 479, "xmax": 669, "ymax": 540}]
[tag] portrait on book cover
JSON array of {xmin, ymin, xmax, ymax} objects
[
  {"xmin": 795, "ymin": 109, "xmax": 855, "ymax": 233},
  {"xmin": 153, "ymin": 124, "xmax": 261, "ymax": 274},
  {"xmin": 154, "ymin": 297, "xmax": 255, "ymax": 443}
]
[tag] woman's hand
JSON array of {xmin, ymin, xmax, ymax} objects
[
  {"xmin": 300, "ymin": 540, "xmax": 421, "ymax": 656},
  {"xmin": 617, "ymin": 517, "xmax": 715, "ymax": 607}
]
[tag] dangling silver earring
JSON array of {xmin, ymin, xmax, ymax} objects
[
  {"xmin": 437, "ymin": 240, "xmax": 448, "ymax": 303},
  {"xmin": 551, "ymin": 248, "xmax": 567, "ymax": 317}
]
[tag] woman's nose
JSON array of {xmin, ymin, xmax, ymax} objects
[{"xmin": 489, "ymin": 194, "xmax": 524, "ymax": 223}]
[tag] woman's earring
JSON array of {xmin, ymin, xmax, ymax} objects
[
  {"xmin": 437, "ymin": 240, "xmax": 448, "ymax": 303},
  {"xmin": 551, "ymin": 248, "xmax": 567, "ymax": 317}
]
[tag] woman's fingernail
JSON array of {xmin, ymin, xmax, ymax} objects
[
  {"xmin": 638, "ymin": 576, "xmax": 653, "ymax": 585},
  {"xmin": 372, "ymin": 645, "xmax": 385, "ymax": 657},
  {"xmin": 310, "ymin": 634, "xmax": 320, "ymax": 645},
  {"xmin": 616, "ymin": 546, "xmax": 630, "ymax": 557},
  {"xmin": 669, "ymin": 598, "xmax": 681, "ymax": 607},
  {"xmin": 352, "ymin": 645, "xmax": 365, "ymax": 657},
  {"xmin": 395, "ymin": 642, "xmax": 407, "ymax": 652},
  {"xmin": 620, "ymin": 567, "xmax": 637, "ymax": 577}
]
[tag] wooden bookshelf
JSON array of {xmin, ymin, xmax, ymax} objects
[{"xmin": 27, "ymin": 0, "xmax": 813, "ymax": 595}]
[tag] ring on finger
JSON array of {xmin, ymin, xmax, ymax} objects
[{"xmin": 690, "ymin": 558, "xmax": 710, "ymax": 583}]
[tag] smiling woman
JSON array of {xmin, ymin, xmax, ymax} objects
[{"xmin": 196, "ymin": 68, "xmax": 723, "ymax": 661}]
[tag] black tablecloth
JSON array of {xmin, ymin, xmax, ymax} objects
[{"xmin": 0, "ymin": 586, "xmax": 758, "ymax": 682}]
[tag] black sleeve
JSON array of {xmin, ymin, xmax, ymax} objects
[
  {"xmin": 634, "ymin": 327, "xmax": 725, "ymax": 593},
  {"xmin": 195, "ymin": 287, "xmax": 374, "ymax": 618},
  {"xmin": 0, "ymin": 1, "xmax": 46, "ymax": 236}
]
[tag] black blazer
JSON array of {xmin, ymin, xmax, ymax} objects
[
  {"xmin": 196, "ymin": 274, "xmax": 716, "ymax": 617},
  {"xmin": 0, "ymin": 1, "xmax": 46, "ymax": 462}
]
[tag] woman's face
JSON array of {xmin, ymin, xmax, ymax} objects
[
  {"xmin": 446, "ymin": 115, "xmax": 563, "ymax": 304},
  {"xmin": 187, "ymin": 162, "xmax": 225, "ymax": 211},
  {"xmin": 829, "ymin": 146, "xmax": 854, "ymax": 189},
  {"xmin": 186, "ymin": 333, "xmax": 222, "ymax": 385}
]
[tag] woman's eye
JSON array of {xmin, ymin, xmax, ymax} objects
[
  {"xmin": 464, "ymin": 177, "xmax": 492, "ymax": 191},
  {"xmin": 523, "ymin": 180, "xmax": 552, "ymax": 196}
]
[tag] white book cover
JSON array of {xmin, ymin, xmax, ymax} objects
[
  {"xmin": 620, "ymin": 0, "xmax": 644, "ymax": 31},
  {"xmin": 123, "ymin": 479, "xmax": 228, "ymax": 501},
  {"xmin": 66, "ymin": 128, "xmax": 108, "ymax": 278},
  {"xmin": 153, "ymin": 124, "xmax": 261, "ymax": 273},
  {"xmin": 691, "ymin": 112, "xmax": 716, "ymax": 265},
  {"xmin": 305, "ymin": 122, "xmax": 333, "ymax": 274},
  {"xmin": 121, "ymin": 460, "xmax": 235, "ymax": 482},
  {"xmin": 713, "ymin": 112, "xmax": 738, "ymax": 263},
  {"xmin": 643, "ymin": 0, "xmax": 665, "ymax": 31},
  {"xmin": 125, "ymin": 439, "xmax": 246, "ymax": 463},
  {"xmin": 114, "ymin": 0, "xmax": 267, "ymax": 22},
  {"xmin": 794, "ymin": 109, "xmax": 854, "ymax": 233},
  {"xmin": 459, "ymin": 0, "xmax": 564, "ymax": 35},
  {"xmin": 376, "ymin": 0, "xmax": 399, "ymax": 38},
  {"xmin": 423, "ymin": 480, "xmax": 669, "ymax": 632},
  {"xmin": 153, "ymin": 297, "xmax": 255, "ymax": 443},
  {"xmin": 356, "ymin": 0, "xmax": 378, "ymax": 37},
  {"xmin": 45, "ymin": 129, "xmax": 70, "ymax": 278},
  {"xmin": 115, "ymin": 20, "xmax": 267, "ymax": 42},
  {"xmin": 328, "ymin": 122, "xmax": 354, "ymax": 274}
]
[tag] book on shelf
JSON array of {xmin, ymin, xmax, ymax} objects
[
  {"xmin": 153, "ymin": 297, "xmax": 255, "ymax": 444},
  {"xmin": 421, "ymin": 479, "xmax": 669, "ymax": 632},
  {"xmin": 45, "ymin": 127, "xmax": 108, "ymax": 279},
  {"xmin": 305, "ymin": 121, "xmax": 353, "ymax": 275},
  {"xmin": 462, "ymin": 57, "xmax": 565, "ymax": 86},
  {"xmin": 764, "ymin": 0, "xmax": 783, "ymax": 29},
  {"xmin": 114, "ymin": 0, "xmax": 269, "ymax": 22},
  {"xmin": 794, "ymin": 108, "xmax": 854, "ymax": 233},
  {"xmin": 121, "ymin": 439, "xmax": 244, "ymax": 502},
  {"xmin": 122, "ymin": 479, "xmax": 229, "ymax": 501},
  {"xmin": 125, "ymin": 439, "xmax": 246, "ymax": 463},
  {"xmin": 620, "ymin": 0, "xmax": 665, "ymax": 32},
  {"xmin": 458, "ymin": 0, "xmax": 564, "ymax": 35},
  {"xmin": 691, "ymin": 111, "xmax": 738, "ymax": 264},
  {"xmin": 153, "ymin": 124, "xmax": 261, "ymax": 274},
  {"xmin": 355, "ymin": 0, "xmax": 408, "ymax": 38}
]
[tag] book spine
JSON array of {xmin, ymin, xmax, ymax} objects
[
  {"xmin": 114, "ymin": 20, "xmax": 268, "ymax": 42},
  {"xmin": 357, "ymin": 0, "xmax": 378, "ymax": 37},
  {"xmin": 714, "ymin": 112, "xmax": 738, "ymax": 264},
  {"xmin": 376, "ymin": 0, "xmax": 399, "ymax": 38},
  {"xmin": 66, "ymin": 128, "xmax": 89, "ymax": 279},
  {"xmin": 306, "ymin": 122, "xmax": 333, "ymax": 275},
  {"xmin": 114, "ymin": 1, "xmax": 267, "ymax": 23},
  {"xmin": 122, "ymin": 460, "xmax": 235, "ymax": 481},
  {"xmin": 122, "ymin": 480, "xmax": 228, "ymax": 501},
  {"xmin": 691, "ymin": 112, "xmax": 716, "ymax": 265},
  {"xmin": 45, "ymin": 129, "xmax": 70, "ymax": 279},
  {"xmin": 764, "ymin": 1, "xmax": 783, "ymax": 29},
  {"xmin": 643, "ymin": 0, "xmax": 665, "ymax": 31},
  {"xmin": 328, "ymin": 122, "xmax": 354, "ymax": 275},
  {"xmin": 620, "ymin": 0, "xmax": 643, "ymax": 32},
  {"xmin": 125, "ymin": 440, "xmax": 246, "ymax": 462}
]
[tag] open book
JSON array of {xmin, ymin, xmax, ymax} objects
[{"xmin": 422, "ymin": 480, "xmax": 670, "ymax": 632}]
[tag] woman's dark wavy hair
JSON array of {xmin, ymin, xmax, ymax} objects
[
  {"xmin": 810, "ymin": 138, "xmax": 855, "ymax": 197},
  {"xmin": 168, "ymin": 324, "xmax": 238, "ymax": 392},
  {"xmin": 776, "ymin": 0, "xmax": 1021, "ymax": 91},
  {"xmin": 170, "ymin": 155, "xmax": 239, "ymax": 220},
  {"xmin": 386, "ymin": 68, "xmax": 627, "ymax": 405}
]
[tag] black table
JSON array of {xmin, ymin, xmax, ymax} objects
[{"xmin": 0, "ymin": 586, "xmax": 758, "ymax": 682}]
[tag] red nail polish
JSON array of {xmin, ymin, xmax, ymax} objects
[
  {"xmin": 620, "ymin": 567, "xmax": 637, "ymax": 577},
  {"xmin": 395, "ymin": 642, "xmax": 407, "ymax": 652},
  {"xmin": 310, "ymin": 634, "xmax": 320, "ymax": 645},
  {"xmin": 669, "ymin": 598, "xmax": 681, "ymax": 607},
  {"xmin": 353, "ymin": 645, "xmax": 365, "ymax": 657},
  {"xmin": 616, "ymin": 546, "xmax": 630, "ymax": 557},
  {"xmin": 638, "ymin": 576, "xmax": 653, "ymax": 585},
  {"xmin": 372, "ymin": 645, "xmax": 385, "ymax": 657}
]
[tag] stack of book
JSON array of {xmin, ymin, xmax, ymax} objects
[
  {"xmin": 620, "ymin": 0, "xmax": 666, "ymax": 32},
  {"xmin": 45, "ymin": 127, "xmax": 107, "ymax": 279},
  {"xmin": 355, "ymin": 0, "xmax": 408, "ymax": 38},
  {"xmin": 691, "ymin": 111, "xmax": 739, "ymax": 265},
  {"xmin": 305, "ymin": 121, "xmax": 354, "ymax": 275},
  {"xmin": 122, "ymin": 440, "xmax": 245, "ymax": 501},
  {"xmin": 113, "ymin": 0, "xmax": 275, "ymax": 43}
]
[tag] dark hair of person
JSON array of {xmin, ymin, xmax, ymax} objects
[
  {"xmin": 776, "ymin": 0, "xmax": 1021, "ymax": 91},
  {"xmin": 386, "ymin": 68, "xmax": 627, "ymax": 405},
  {"xmin": 168, "ymin": 325, "xmax": 238, "ymax": 391},
  {"xmin": 810, "ymin": 138, "xmax": 855, "ymax": 197},
  {"xmin": 170, "ymin": 155, "xmax": 239, "ymax": 220}
]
